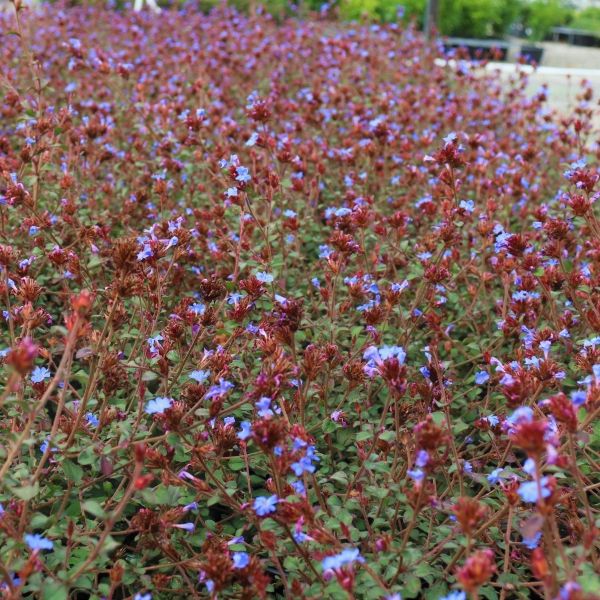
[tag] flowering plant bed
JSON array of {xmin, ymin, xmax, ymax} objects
[{"xmin": 0, "ymin": 4, "xmax": 599, "ymax": 599}]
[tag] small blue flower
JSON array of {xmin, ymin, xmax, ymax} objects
[
  {"xmin": 24, "ymin": 533, "xmax": 53, "ymax": 551},
  {"xmin": 518, "ymin": 478, "xmax": 551, "ymax": 503},
  {"xmin": 484, "ymin": 415, "xmax": 499, "ymax": 427},
  {"xmin": 253, "ymin": 495, "xmax": 278, "ymax": 516},
  {"xmin": 245, "ymin": 132, "xmax": 259, "ymax": 147},
  {"xmin": 134, "ymin": 594, "xmax": 152, "ymax": 600},
  {"xmin": 487, "ymin": 467, "xmax": 505, "ymax": 485},
  {"xmin": 30, "ymin": 366, "xmax": 51, "ymax": 383},
  {"xmin": 145, "ymin": 397, "xmax": 173, "ymax": 415},
  {"xmin": 256, "ymin": 397, "xmax": 273, "ymax": 418},
  {"xmin": 255, "ymin": 271, "xmax": 273, "ymax": 283},
  {"xmin": 407, "ymin": 468, "xmax": 424, "ymax": 482},
  {"xmin": 571, "ymin": 390, "xmax": 587, "ymax": 407},
  {"xmin": 189, "ymin": 370, "xmax": 210, "ymax": 383},
  {"xmin": 190, "ymin": 302, "xmax": 206, "ymax": 315},
  {"xmin": 291, "ymin": 479, "xmax": 306, "ymax": 495},
  {"xmin": 238, "ymin": 421, "xmax": 252, "ymax": 441},
  {"xmin": 205, "ymin": 379, "xmax": 234, "ymax": 399},
  {"xmin": 85, "ymin": 413, "xmax": 99, "ymax": 427},
  {"xmin": 522, "ymin": 531, "xmax": 542, "ymax": 549},
  {"xmin": 235, "ymin": 166, "xmax": 251, "ymax": 183},
  {"xmin": 137, "ymin": 244, "xmax": 153, "ymax": 261},
  {"xmin": 232, "ymin": 551, "xmax": 250, "ymax": 569},
  {"xmin": 173, "ymin": 522, "xmax": 195, "ymax": 532},
  {"xmin": 322, "ymin": 547, "xmax": 364, "ymax": 571},
  {"xmin": 506, "ymin": 406, "xmax": 534, "ymax": 426},
  {"xmin": 459, "ymin": 200, "xmax": 474, "ymax": 213},
  {"xmin": 475, "ymin": 371, "xmax": 489, "ymax": 385},
  {"xmin": 439, "ymin": 592, "xmax": 466, "ymax": 600},
  {"xmin": 415, "ymin": 450, "xmax": 429, "ymax": 468}
]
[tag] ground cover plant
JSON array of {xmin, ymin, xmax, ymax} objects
[{"xmin": 1, "ymin": 3, "xmax": 600, "ymax": 599}]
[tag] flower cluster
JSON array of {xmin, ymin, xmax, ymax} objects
[{"xmin": 0, "ymin": 3, "xmax": 598, "ymax": 599}]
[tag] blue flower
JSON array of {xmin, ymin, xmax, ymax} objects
[
  {"xmin": 506, "ymin": 406, "xmax": 534, "ymax": 427},
  {"xmin": 322, "ymin": 547, "xmax": 364, "ymax": 571},
  {"xmin": 439, "ymin": 592, "xmax": 466, "ymax": 600},
  {"xmin": 190, "ymin": 302, "xmax": 206, "ymax": 315},
  {"xmin": 137, "ymin": 244, "xmax": 153, "ymax": 261},
  {"xmin": 30, "ymin": 366, "xmax": 51, "ymax": 383},
  {"xmin": 255, "ymin": 271, "xmax": 273, "ymax": 283},
  {"xmin": 173, "ymin": 522, "xmax": 195, "ymax": 532},
  {"xmin": 232, "ymin": 551, "xmax": 250, "ymax": 569},
  {"xmin": 518, "ymin": 478, "xmax": 551, "ymax": 503},
  {"xmin": 205, "ymin": 379, "xmax": 234, "ymax": 399},
  {"xmin": 85, "ymin": 413, "xmax": 99, "ymax": 427},
  {"xmin": 291, "ymin": 480, "xmax": 306, "ymax": 495},
  {"xmin": 24, "ymin": 533, "xmax": 53, "ymax": 551},
  {"xmin": 189, "ymin": 369, "xmax": 210, "ymax": 383},
  {"xmin": 253, "ymin": 495, "xmax": 278, "ymax": 516},
  {"xmin": 459, "ymin": 200, "xmax": 474, "ymax": 213},
  {"xmin": 245, "ymin": 132, "xmax": 259, "ymax": 147},
  {"xmin": 407, "ymin": 468, "xmax": 424, "ymax": 482},
  {"xmin": 291, "ymin": 453, "xmax": 318, "ymax": 476},
  {"xmin": 522, "ymin": 531, "xmax": 541, "ymax": 549},
  {"xmin": 571, "ymin": 390, "xmax": 587, "ymax": 407},
  {"xmin": 319, "ymin": 244, "xmax": 333, "ymax": 259},
  {"xmin": 415, "ymin": 450, "xmax": 429, "ymax": 468},
  {"xmin": 558, "ymin": 582, "xmax": 581, "ymax": 600},
  {"xmin": 238, "ymin": 421, "xmax": 252, "ymax": 441},
  {"xmin": 256, "ymin": 397, "xmax": 273, "ymax": 418},
  {"xmin": 235, "ymin": 166, "xmax": 251, "ymax": 183},
  {"xmin": 145, "ymin": 396, "xmax": 173, "ymax": 415},
  {"xmin": 475, "ymin": 371, "xmax": 489, "ymax": 385},
  {"xmin": 134, "ymin": 594, "xmax": 152, "ymax": 600},
  {"xmin": 487, "ymin": 468, "xmax": 505, "ymax": 485}
]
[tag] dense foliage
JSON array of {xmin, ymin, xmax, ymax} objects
[{"xmin": 1, "ymin": 4, "xmax": 600, "ymax": 600}]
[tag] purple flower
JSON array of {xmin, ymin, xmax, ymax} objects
[
  {"xmin": 134, "ymin": 594, "xmax": 152, "ymax": 600},
  {"xmin": 253, "ymin": 495, "xmax": 278, "ymax": 516}
]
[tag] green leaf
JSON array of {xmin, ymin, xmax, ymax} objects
[
  {"xmin": 82, "ymin": 500, "xmax": 106, "ymax": 518},
  {"xmin": 12, "ymin": 482, "xmax": 39, "ymax": 501},
  {"xmin": 43, "ymin": 582, "xmax": 68, "ymax": 600},
  {"xmin": 62, "ymin": 460, "xmax": 84, "ymax": 484}
]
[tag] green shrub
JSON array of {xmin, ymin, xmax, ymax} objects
[
  {"xmin": 570, "ymin": 7, "xmax": 600, "ymax": 34},
  {"xmin": 337, "ymin": 0, "xmax": 425, "ymax": 23},
  {"xmin": 521, "ymin": 0, "xmax": 573, "ymax": 41},
  {"xmin": 439, "ymin": 0, "xmax": 522, "ymax": 38}
]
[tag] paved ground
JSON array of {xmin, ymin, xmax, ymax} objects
[
  {"xmin": 439, "ymin": 41, "xmax": 600, "ymax": 122},
  {"xmin": 499, "ymin": 41, "xmax": 600, "ymax": 118}
]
